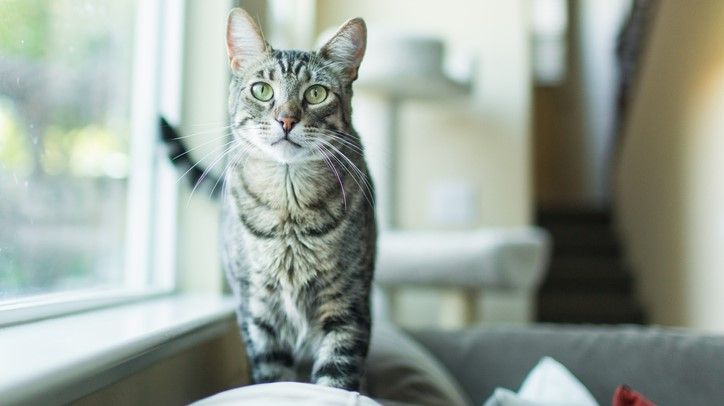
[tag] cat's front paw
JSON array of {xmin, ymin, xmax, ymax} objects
[
  {"xmin": 313, "ymin": 369, "xmax": 361, "ymax": 391},
  {"xmin": 251, "ymin": 365, "xmax": 297, "ymax": 385}
]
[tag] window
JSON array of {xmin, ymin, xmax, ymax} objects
[{"xmin": 0, "ymin": 0, "xmax": 180, "ymax": 324}]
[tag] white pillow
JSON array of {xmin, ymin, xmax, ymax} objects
[
  {"xmin": 193, "ymin": 382, "xmax": 381, "ymax": 406},
  {"xmin": 483, "ymin": 357, "xmax": 598, "ymax": 406}
]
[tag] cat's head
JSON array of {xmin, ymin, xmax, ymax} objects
[{"xmin": 226, "ymin": 8, "xmax": 366, "ymax": 164}]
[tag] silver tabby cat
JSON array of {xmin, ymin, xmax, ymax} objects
[{"xmin": 220, "ymin": 9, "xmax": 376, "ymax": 390}]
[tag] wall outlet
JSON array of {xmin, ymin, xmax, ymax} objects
[{"xmin": 427, "ymin": 179, "xmax": 478, "ymax": 227}]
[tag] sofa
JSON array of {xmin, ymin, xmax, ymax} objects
[{"xmin": 406, "ymin": 323, "xmax": 724, "ymax": 405}]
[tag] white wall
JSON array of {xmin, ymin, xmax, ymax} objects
[{"xmin": 617, "ymin": 0, "xmax": 724, "ymax": 332}]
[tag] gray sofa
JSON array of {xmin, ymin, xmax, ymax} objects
[{"xmin": 404, "ymin": 324, "xmax": 724, "ymax": 405}]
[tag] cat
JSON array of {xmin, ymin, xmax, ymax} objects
[{"xmin": 163, "ymin": 8, "xmax": 376, "ymax": 391}]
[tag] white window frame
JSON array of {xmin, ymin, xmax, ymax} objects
[{"xmin": 0, "ymin": 0, "xmax": 184, "ymax": 327}]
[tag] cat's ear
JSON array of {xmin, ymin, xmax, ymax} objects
[
  {"xmin": 318, "ymin": 18, "xmax": 367, "ymax": 81},
  {"xmin": 226, "ymin": 8, "xmax": 268, "ymax": 72}
]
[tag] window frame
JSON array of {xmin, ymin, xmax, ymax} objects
[{"xmin": 0, "ymin": 0, "xmax": 184, "ymax": 327}]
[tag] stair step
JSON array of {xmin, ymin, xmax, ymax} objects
[
  {"xmin": 549, "ymin": 256, "xmax": 626, "ymax": 270},
  {"xmin": 552, "ymin": 242, "xmax": 621, "ymax": 257},
  {"xmin": 534, "ymin": 206, "xmax": 646, "ymax": 324},
  {"xmin": 537, "ymin": 292, "xmax": 645, "ymax": 324},
  {"xmin": 543, "ymin": 258, "xmax": 634, "ymax": 293},
  {"xmin": 541, "ymin": 270, "xmax": 634, "ymax": 293},
  {"xmin": 538, "ymin": 311, "xmax": 646, "ymax": 325},
  {"xmin": 547, "ymin": 266, "xmax": 630, "ymax": 278},
  {"xmin": 544, "ymin": 223, "xmax": 617, "ymax": 245},
  {"xmin": 540, "ymin": 220, "xmax": 623, "ymax": 257},
  {"xmin": 537, "ymin": 208, "xmax": 612, "ymax": 226},
  {"xmin": 547, "ymin": 257, "xmax": 629, "ymax": 275}
]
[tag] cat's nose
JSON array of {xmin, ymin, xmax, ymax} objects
[{"xmin": 276, "ymin": 114, "xmax": 299, "ymax": 134}]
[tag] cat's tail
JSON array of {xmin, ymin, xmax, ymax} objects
[{"xmin": 159, "ymin": 116, "xmax": 222, "ymax": 200}]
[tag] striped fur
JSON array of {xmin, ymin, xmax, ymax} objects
[{"xmin": 219, "ymin": 9, "xmax": 375, "ymax": 390}]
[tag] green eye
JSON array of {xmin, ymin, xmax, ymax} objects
[
  {"xmin": 304, "ymin": 85, "xmax": 328, "ymax": 104},
  {"xmin": 251, "ymin": 82, "xmax": 273, "ymax": 101}
]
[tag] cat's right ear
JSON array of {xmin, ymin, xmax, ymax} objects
[{"xmin": 226, "ymin": 8, "xmax": 268, "ymax": 72}]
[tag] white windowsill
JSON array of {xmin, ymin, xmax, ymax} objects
[
  {"xmin": 0, "ymin": 294, "xmax": 236, "ymax": 406},
  {"xmin": 0, "ymin": 288, "xmax": 173, "ymax": 327}
]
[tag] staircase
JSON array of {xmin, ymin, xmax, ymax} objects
[{"xmin": 536, "ymin": 208, "xmax": 646, "ymax": 324}]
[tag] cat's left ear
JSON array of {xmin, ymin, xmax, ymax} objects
[
  {"xmin": 226, "ymin": 8, "xmax": 268, "ymax": 72},
  {"xmin": 318, "ymin": 18, "xmax": 366, "ymax": 82}
]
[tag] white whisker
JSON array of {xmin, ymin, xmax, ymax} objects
[
  {"xmin": 313, "ymin": 145, "xmax": 347, "ymax": 210},
  {"xmin": 213, "ymin": 139, "xmax": 255, "ymax": 198},
  {"xmin": 176, "ymin": 138, "xmax": 236, "ymax": 184},
  {"xmin": 317, "ymin": 141, "xmax": 374, "ymax": 208},
  {"xmin": 172, "ymin": 132, "xmax": 233, "ymax": 160},
  {"xmin": 187, "ymin": 140, "xmax": 246, "ymax": 206}
]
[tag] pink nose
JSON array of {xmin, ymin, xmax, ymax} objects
[{"xmin": 277, "ymin": 116, "xmax": 298, "ymax": 134}]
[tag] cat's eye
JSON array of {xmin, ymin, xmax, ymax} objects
[
  {"xmin": 304, "ymin": 85, "xmax": 328, "ymax": 104},
  {"xmin": 251, "ymin": 82, "xmax": 274, "ymax": 101}
]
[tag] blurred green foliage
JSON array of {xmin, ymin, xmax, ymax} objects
[
  {"xmin": 44, "ymin": 124, "xmax": 126, "ymax": 176},
  {"xmin": 0, "ymin": 0, "xmax": 49, "ymax": 58},
  {"xmin": 0, "ymin": 103, "xmax": 31, "ymax": 175}
]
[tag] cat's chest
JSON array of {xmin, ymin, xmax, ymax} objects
[
  {"xmin": 245, "ymin": 233, "xmax": 328, "ymax": 344},
  {"xmin": 245, "ymin": 232, "xmax": 326, "ymax": 281},
  {"xmin": 233, "ymin": 165, "xmax": 344, "ymax": 273}
]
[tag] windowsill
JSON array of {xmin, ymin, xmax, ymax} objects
[
  {"xmin": 0, "ymin": 288, "xmax": 174, "ymax": 327},
  {"xmin": 0, "ymin": 294, "xmax": 236, "ymax": 405}
]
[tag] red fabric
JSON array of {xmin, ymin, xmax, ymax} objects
[{"xmin": 612, "ymin": 385, "xmax": 656, "ymax": 406}]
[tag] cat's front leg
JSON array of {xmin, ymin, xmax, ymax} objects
[
  {"xmin": 240, "ymin": 312, "xmax": 296, "ymax": 384},
  {"xmin": 312, "ymin": 313, "xmax": 371, "ymax": 390}
]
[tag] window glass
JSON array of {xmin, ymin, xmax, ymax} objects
[{"xmin": 0, "ymin": 0, "xmax": 137, "ymax": 300}]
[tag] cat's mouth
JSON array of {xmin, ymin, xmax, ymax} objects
[{"xmin": 271, "ymin": 136, "xmax": 302, "ymax": 148}]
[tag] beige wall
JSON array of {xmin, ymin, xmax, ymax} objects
[
  {"xmin": 533, "ymin": 1, "xmax": 588, "ymax": 207},
  {"xmin": 617, "ymin": 1, "xmax": 724, "ymax": 332},
  {"xmin": 316, "ymin": 0, "xmax": 533, "ymax": 228}
]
